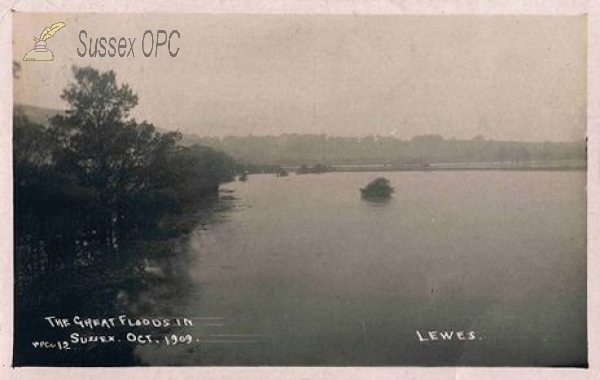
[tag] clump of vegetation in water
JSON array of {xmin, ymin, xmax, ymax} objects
[{"xmin": 361, "ymin": 177, "xmax": 394, "ymax": 198}]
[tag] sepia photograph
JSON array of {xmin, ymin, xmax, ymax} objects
[{"xmin": 9, "ymin": 11, "xmax": 588, "ymax": 369}]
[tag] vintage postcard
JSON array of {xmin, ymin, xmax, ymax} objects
[{"xmin": 1, "ymin": 1, "xmax": 598, "ymax": 379}]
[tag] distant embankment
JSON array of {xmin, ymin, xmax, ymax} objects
[
  {"xmin": 184, "ymin": 134, "xmax": 586, "ymax": 168},
  {"xmin": 330, "ymin": 160, "xmax": 586, "ymax": 172}
]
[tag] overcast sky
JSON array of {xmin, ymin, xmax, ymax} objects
[{"xmin": 14, "ymin": 13, "xmax": 586, "ymax": 141}]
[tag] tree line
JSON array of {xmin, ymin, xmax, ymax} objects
[
  {"xmin": 14, "ymin": 66, "xmax": 236, "ymax": 271},
  {"xmin": 187, "ymin": 133, "xmax": 586, "ymax": 167}
]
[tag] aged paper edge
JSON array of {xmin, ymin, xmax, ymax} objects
[{"xmin": 0, "ymin": 1, "xmax": 598, "ymax": 380}]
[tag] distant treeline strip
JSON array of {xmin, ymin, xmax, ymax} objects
[{"xmin": 187, "ymin": 134, "xmax": 585, "ymax": 167}]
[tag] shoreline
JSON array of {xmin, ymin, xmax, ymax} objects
[
  {"xmin": 272, "ymin": 162, "xmax": 587, "ymax": 174},
  {"xmin": 330, "ymin": 165, "xmax": 587, "ymax": 173}
]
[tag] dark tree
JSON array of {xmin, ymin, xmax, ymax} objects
[
  {"xmin": 49, "ymin": 66, "xmax": 182, "ymax": 250},
  {"xmin": 166, "ymin": 145, "xmax": 236, "ymax": 203}
]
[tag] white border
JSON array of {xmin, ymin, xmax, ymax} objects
[{"xmin": 1, "ymin": 1, "xmax": 597, "ymax": 380}]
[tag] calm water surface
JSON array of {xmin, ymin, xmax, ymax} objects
[{"xmin": 138, "ymin": 171, "xmax": 586, "ymax": 366}]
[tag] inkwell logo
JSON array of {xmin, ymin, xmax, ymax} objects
[{"xmin": 23, "ymin": 22, "xmax": 66, "ymax": 61}]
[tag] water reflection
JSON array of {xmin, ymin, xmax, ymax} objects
[
  {"xmin": 13, "ymin": 195, "xmax": 232, "ymax": 366},
  {"xmin": 17, "ymin": 171, "xmax": 586, "ymax": 367},
  {"xmin": 135, "ymin": 172, "xmax": 586, "ymax": 367},
  {"xmin": 361, "ymin": 195, "xmax": 393, "ymax": 206}
]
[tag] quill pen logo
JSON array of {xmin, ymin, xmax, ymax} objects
[{"xmin": 23, "ymin": 22, "xmax": 66, "ymax": 61}]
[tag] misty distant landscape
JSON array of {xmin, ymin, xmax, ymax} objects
[
  {"xmin": 15, "ymin": 104, "xmax": 586, "ymax": 170},
  {"xmin": 13, "ymin": 13, "xmax": 587, "ymax": 368}
]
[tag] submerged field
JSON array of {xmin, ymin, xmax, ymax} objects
[{"xmin": 136, "ymin": 171, "xmax": 586, "ymax": 366}]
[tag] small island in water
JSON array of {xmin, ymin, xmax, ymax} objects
[{"xmin": 360, "ymin": 177, "xmax": 394, "ymax": 199}]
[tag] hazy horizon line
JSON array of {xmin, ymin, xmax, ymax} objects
[{"xmin": 15, "ymin": 103, "xmax": 586, "ymax": 144}]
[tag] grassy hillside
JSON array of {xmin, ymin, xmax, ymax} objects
[{"xmin": 14, "ymin": 104, "xmax": 64, "ymax": 125}]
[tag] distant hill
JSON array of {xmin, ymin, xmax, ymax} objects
[
  {"xmin": 14, "ymin": 104, "xmax": 64, "ymax": 125},
  {"xmin": 14, "ymin": 103, "xmax": 178, "ymax": 136}
]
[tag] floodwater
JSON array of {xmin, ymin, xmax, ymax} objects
[{"xmin": 137, "ymin": 171, "xmax": 586, "ymax": 366}]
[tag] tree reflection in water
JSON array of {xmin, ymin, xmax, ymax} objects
[{"xmin": 14, "ymin": 196, "xmax": 232, "ymax": 366}]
